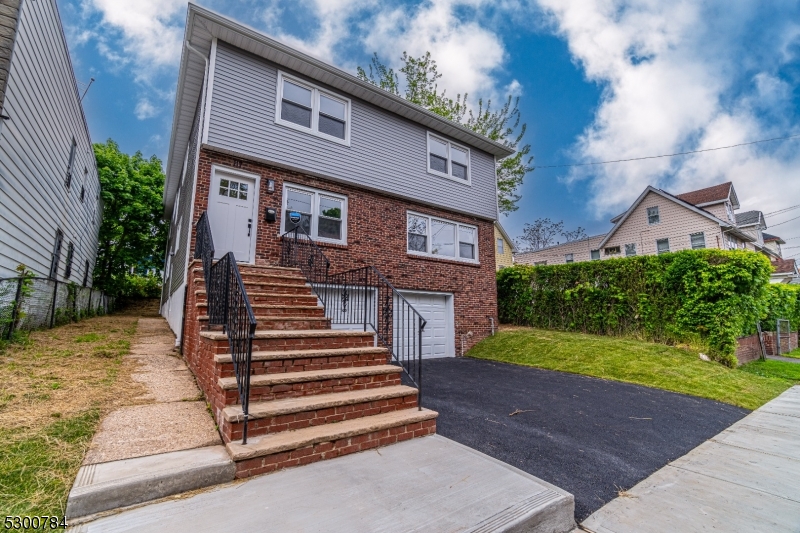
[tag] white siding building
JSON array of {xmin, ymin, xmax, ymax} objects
[{"xmin": 0, "ymin": 0, "xmax": 100, "ymax": 285}]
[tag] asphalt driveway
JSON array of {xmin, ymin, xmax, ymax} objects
[{"xmin": 420, "ymin": 357, "xmax": 749, "ymax": 521}]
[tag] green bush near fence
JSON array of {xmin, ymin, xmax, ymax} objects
[
  {"xmin": 497, "ymin": 250, "xmax": 784, "ymax": 367},
  {"xmin": 117, "ymin": 274, "xmax": 162, "ymax": 299},
  {"xmin": 760, "ymin": 284, "xmax": 800, "ymax": 333}
]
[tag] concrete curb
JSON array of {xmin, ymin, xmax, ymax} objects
[{"xmin": 65, "ymin": 446, "xmax": 235, "ymax": 520}]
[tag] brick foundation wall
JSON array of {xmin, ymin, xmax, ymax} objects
[
  {"xmin": 736, "ymin": 331, "xmax": 799, "ymax": 364},
  {"xmin": 189, "ymin": 148, "xmax": 499, "ymax": 354}
]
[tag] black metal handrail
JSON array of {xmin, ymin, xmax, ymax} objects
[
  {"xmin": 280, "ymin": 227, "xmax": 426, "ymax": 407},
  {"xmin": 195, "ymin": 212, "xmax": 257, "ymax": 443}
]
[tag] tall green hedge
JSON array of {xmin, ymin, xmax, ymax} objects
[
  {"xmin": 761, "ymin": 284, "xmax": 800, "ymax": 332},
  {"xmin": 498, "ymin": 250, "xmax": 775, "ymax": 366}
]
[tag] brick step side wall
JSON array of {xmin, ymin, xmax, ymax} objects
[
  {"xmin": 233, "ymin": 419, "xmax": 437, "ymax": 478},
  {"xmin": 216, "ymin": 350, "xmax": 390, "ymax": 378}
]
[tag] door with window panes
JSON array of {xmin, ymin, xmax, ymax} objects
[{"xmin": 207, "ymin": 169, "xmax": 256, "ymax": 263}]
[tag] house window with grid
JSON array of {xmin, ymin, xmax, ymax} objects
[
  {"xmin": 647, "ymin": 206, "xmax": 660, "ymax": 225},
  {"xmin": 407, "ymin": 212, "xmax": 478, "ymax": 263},
  {"xmin": 591, "ymin": 250, "xmax": 601, "ymax": 261},
  {"xmin": 690, "ymin": 232, "xmax": 706, "ymax": 249},
  {"xmin": 64, "ymin": 242, "xmax": 74, "ymax": 279},
  {"xmin": 565, "ymin": 253, "xmax": 574, "ymax": 263},
  {"xmin": 276, "ymin": 72, "xmax": 350, "ymax": 144},
  {"xmin": 65, "ymin": 137, "xmax": 77, "ymax": 190},
  {"xmin": 49, "ymin": 230, "xmax": 63, "ymax": 280},
  {"xmin": 281, "ymin": 184, "xmax": 347, "ymax": 243},
  {"xmin": 427, "ymin": 133, "xmax": 470, "ymax": 182},
  {"xmin": 625, "ymin": 243, "xmax": 637, "ymax": 256},
  {"xmin": 656, "ymin": 238, "xmax": 670, "ymax": 254}
]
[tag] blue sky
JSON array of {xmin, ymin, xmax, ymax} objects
[{"xmin": 59, "ymin": 0, "xmax": 800, "ymax": 254}]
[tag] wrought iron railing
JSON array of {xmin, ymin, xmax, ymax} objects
[
  {"xmin": 280, "ymin": 227, "xmax": 426, "ymax": 407},
  {"xmin": 195, "ymin": 212, "xmax": 257, "ymax": 443}
]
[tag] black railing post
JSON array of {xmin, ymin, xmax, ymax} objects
[
  {"xmin": 49, "ymin": 280, "xmax": 58, "ymax": 328},
  {"xmin": 418, "ymin": 320, "xmax": 423, "ymax": 411}
]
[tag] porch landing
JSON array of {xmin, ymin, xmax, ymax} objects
[{"xmin": 68, "ymin": 435, "xmax": 576, "ymax": 533}]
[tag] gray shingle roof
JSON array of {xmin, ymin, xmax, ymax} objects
[{"xmin": 735, "ymin": 210, "xmax": 763, "ymax": 227}]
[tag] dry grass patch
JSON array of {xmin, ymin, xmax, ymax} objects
[{"xmin": 0, "ymin": 312, "xmax": 148, "ymax": 520}]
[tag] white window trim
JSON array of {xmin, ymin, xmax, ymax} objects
[
  {"xmin": 406, "ymin": 210, "xmax": 479, "ymax": 264},
  {"xmin": 426, "ymin": 132, "xmax": 471, "ymax": 185},
  {"xmin": 275, "ymin": 71, "xmax": 351, "ymax": 146},
  {"xmin": 497, "ymin": 237, "xmax": 504, "ymax": 255},
  {"xmin": 280, "ymin": 182, "xmax": 348, "ymax": 245}
]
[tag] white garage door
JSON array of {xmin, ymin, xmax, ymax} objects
[{"xmin": 399, "ymin": 291, "xmax": 453, "ymax": 359}]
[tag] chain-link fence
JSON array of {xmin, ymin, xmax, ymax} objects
[{"xmin": 0, "ymin": 277, "xmax": 115, "ymax": 340}]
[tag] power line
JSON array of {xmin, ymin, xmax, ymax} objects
[
  {"xmin": 764, "ymin": 205, "xmax": 800, "ymax": 217},
  {"xmin": 535, "ymin": 133, "xmax": 800, "ymax": 169},
  {"xmin": 769, "ymin": 214, "xmax": 800, "ymax": 228}
]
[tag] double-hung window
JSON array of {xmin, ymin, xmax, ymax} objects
[
  {"xmin": 497, "ymin": 238, "xmax": 504, "ymax": 255},
  {"xmin": 565, "ymin": 253, "xmax": 574, "ymax": 263},
  {"xmin": 407, "ymin": 212, "xmax": 478, "ymax": 263},
  {"xmin": 65, "ymin": 137, "xmax": 76, "ymax": 190},
  {"xmin": 656, "ymin": 238, "xmax": 670, "ymax": 254},
  {"xmin": 647, "ymin": 206, "xmax": 660, "ymax": 225},
  {"xmin": 282, "ymin": 184, "xmax": 347, "ymax": 244},
  {"xmin": 276, "ymin": 72, "xmax": 350, "ymax": 144},
  {"xmin": 427, "ymin": 133, "xmax": 470, "ymax": 182},
  {"xmin": 690, "ymin": 232, "xmax": 706, "ymax": 249},
  {"xmin": 625, "ymin": 243, "xmax": 637, "ymax": 256}
]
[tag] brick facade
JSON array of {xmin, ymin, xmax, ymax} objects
[
  {"xmin": 736, "ymin": 331, "xmax": 799, "ymax": 364},
  {"xmin": 188, "ymin": 147, "xmax": 498, "ymax": 355}
]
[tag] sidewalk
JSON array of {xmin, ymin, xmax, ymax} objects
[{"xmin": 580, "ymin": 386, "xmax": 800, "ymax": 533}]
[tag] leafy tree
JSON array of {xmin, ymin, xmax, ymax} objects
[
  {"xmin": 517, "ymin": 218, "xmax": 564, "ymax": 251},
  {"xmin": 358, "ymin": 52, "xmax": 533, "ymax": 214},
  {"xmin": 93, "ymin": 140, "xmax": 168, "ymax": 296},
  {"xmin": 517, "ymin": 219, "xmax": 588, "ymax": 251}
]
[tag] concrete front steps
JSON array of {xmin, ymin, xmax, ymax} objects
[{"xmin": 190, "ymin": 262, "xmax": 437, "ymax": 479}]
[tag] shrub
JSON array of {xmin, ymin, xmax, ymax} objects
[
  {"xmin": 761, "ymin": 284, "xmax": 800, "ymax": 332},
  {"xmin": 498, "ymin": 250, "xmax": 773, "ymax": 366},
  {"xmin": 117, "ymin": 274, "xmax": 162, "ymax": 299}
]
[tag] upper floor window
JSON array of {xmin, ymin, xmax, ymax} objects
[
  {"xmin": 407, "ymin": 212, "xmax": 477, "ymax": 263},
  {"xmin": 276, "ymin": 72, "xmax": 350, "ymax": 145},
  {"xmin": 427, "ymin": 133, "xmax": 470, "ymax": 183},
  {"xmin": 625, "ymin": 243, "xmax": 637, "ymax": 256},
  {"xmin": 591, "ymin": 249, "xmax": 601, "ymax": 261},
  {"xmin": 565, "ymin": 253, "xmax": 574, "ymax": 263},
  {"xmin": 647, "ymin": 206, "xmax": 660, "ymax": 225},
  {"xmin": 65, "ymin": 137, "xmax": 77, "ymax": 190},
  {"xmin": 725, "ymin": 202, "xmax": 734, "ymax": 222},
  {"xmin": 690, "ymin": 232, "xmax": 706, "ymax": 249},
  {"xmin": 497, "ymin": 238, "xmax": 504, "ymax": 255},
  {"xmin": 657, "ymin": 238, "xmax": 670, "ymax": 254},
  {"xmin": 281, "ymin": 184, "xmax": 347, "ymax": 244}
]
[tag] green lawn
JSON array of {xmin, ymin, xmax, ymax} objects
[
  {"xmin": 779, "ymin": 347, "xmax": 800, "ymax": 359},
  {"xmin": 468, "ymin": 327, "xmax": 799, "ymax": 410}
]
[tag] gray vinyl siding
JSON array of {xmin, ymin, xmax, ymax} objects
[
  {"xmin": 166, "ymin": 95, "xmax": 203, "ymax": 297},
  {"xmin": 0, "ymin": 0, "xmax": 99, "ymax": 284},
  {"xmin": 207, "ymin": 42, "xmax": 497, "ymax": 221}
]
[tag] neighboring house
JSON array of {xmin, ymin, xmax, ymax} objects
[
  {"xmin": 0, "ymin": 0, "xmax": 101, "ymax": 285},
  {"xmin": 160, "ymin": 4, "xmax": 511, "ymax": 356},
  {"xmin": 763, "ymin": 233, "xmax": 785, "ymax": 257},
  {"xmin": 515, "ymin": 182, "xmax": 770, "ymax": 266},
  {"xmin": 769, "ymin": 257, "xmax": 799, "ymax": 284},
  {"xmin": 494, "ymin": 222, "xmax": 516, "ymax": 270}
]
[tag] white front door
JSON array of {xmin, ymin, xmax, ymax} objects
[
  {"xmin": 207, "ymin": 168, "xmax": 257, "ymax": 263},
  {"xmin": 398, "ymin": 291, "xmax": 454, "ymax": 358}
]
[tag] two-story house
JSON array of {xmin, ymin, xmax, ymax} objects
[
  {"xmin": 0, "ymin": 0, "xmax": 101, "ymax": 285},
  {"xmin": 494, "ymin": 222, "xmax": 516, "ymax": 270},
  {"xmin": 158, "ymin": 5, "xmax": 515, "ymax": 471},
  {"xmin": 515, "ymin": 182, "xmax": 767, "ymax": 266}
]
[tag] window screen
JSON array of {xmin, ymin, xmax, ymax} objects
[{"xmin": 690, "ymin": 232, "xmax": 706, "ymax": 249}]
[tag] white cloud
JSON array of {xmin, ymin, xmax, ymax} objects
[
  {"xmin": 536, "ymin": 0, "xmax": 800, "ymax": 241},
  {"xmin": 134, "ymin": 99, "xmax": 159, "ymax": 120},
  {"xmin": 85, "ymin": 0, "xmax": 186, "ymax": 72}
]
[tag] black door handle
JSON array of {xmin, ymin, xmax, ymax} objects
[{"xmin": 247, "ymin": 219, "xmax": 252, "ymax": 237}]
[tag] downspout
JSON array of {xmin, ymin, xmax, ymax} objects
[{"xmin": 174, "ymin": 40, "xmax": 210, "ymax": 346}]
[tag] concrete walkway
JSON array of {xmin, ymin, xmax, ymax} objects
[
  {"xmin": 66, "ymin": 317, "xmax": 234, "ymax": 520},
  {"xmin": 580, "ymin": 386, "xmax": 800, "ymax": 533},
  {"xmin": 68, "ymin": 435, "xmax": 576, "ymax": 533},
  {"xmin": 767, "ymin": 354, "xmax": 800, "ymax": 364}
]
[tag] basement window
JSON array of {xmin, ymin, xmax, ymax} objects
[{"xmin": 276, "ymin": 72, "xmax": 350, "ymax": 145}]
